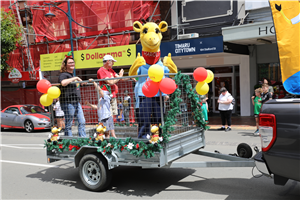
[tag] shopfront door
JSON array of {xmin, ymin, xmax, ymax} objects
[{"xmin": 207, "ymin": 66, "xmax": 239, "ymax": 114}]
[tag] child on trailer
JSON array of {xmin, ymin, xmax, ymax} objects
[
  {"xmin": 251, "ymin": 88, "xmax": 263, "ymax": 136},
  {"xmin": 85, "ymin": 79, "xmax": 117, "ymax": 138}
]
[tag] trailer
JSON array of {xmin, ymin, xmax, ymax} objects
[{"xmin": 46, "ymin": 73, "xmax": 254, "ymax": 191}]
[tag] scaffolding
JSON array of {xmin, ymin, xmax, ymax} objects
[
  {"xmin": 8, "ymin": 0, "xmax": 36, "ymax": 79},
  {"xmin": 3, "ymin": 0, "xmax": 165, "ymax": 74}
]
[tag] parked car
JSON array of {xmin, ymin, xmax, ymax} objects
[
  {"xmin": 254, "ymin": 98, "xmax": 300, "ymax": 185},
  {"xmin": 1, "ymin": 105, "xmax": 51, "ymax": 132}
]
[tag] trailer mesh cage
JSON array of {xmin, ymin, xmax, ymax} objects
[{"xmin": 50, "ymin": 73, "xmax": 208, "ymax": 139}]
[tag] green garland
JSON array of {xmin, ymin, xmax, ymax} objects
[{"xmin": 44, "ymin": 72, "xmax": 209, "ymax": 158}]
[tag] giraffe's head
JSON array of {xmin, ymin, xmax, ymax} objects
[{"xmin": 133, "ymin": 20, "xmax": 168, "ymax": 52}]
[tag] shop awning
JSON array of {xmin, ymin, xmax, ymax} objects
[{"xmin": 222, "ymin": 21, "xmax": 276, "ymax": 45}]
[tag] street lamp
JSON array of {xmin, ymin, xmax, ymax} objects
[
  {"xmin": 44, "ymin": 0, "xmax": 91, "ymax": 76},
  {"xmin": 45, "ymin": 4, "xmax": 55, "ymax": 18}
]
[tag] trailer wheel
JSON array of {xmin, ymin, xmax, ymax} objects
[
  {"xmin": 79, "ymin": 154, "xmax": 111, "ymax": 191},
  {"xmin": 237, "ymin": 143, "xmax": 253, "ymax": 158}
]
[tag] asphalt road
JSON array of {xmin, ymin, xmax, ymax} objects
[{"xmin": 1, "ymin": 128, "xmax": 300, "ymax": 200}]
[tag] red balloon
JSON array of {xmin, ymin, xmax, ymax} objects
[
  {"xmin": 193, "ymin": 67, "xmax": 208, "ymax": 82},
  {"xmin": 159, "ymin": 78, "xmax": 177, "ymax": 94},
  {"xmin": 142, "ymin": 80, "xmax": 160, "ymax": 97},
  {"xmin": 37, "ymin": 79, "xmax": 52, "ymax": 94}
]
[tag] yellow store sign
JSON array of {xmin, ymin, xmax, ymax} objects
[{"xmin": 40, "ymin": 44, "xmax": 136, "ymax": 71}]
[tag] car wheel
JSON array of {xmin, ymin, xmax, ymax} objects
[
  {"xmin": 24, "ymin": 120, "xmax": 34, "ymax": 133},
  {"xmin": 79, "ymin": 154, "xmax": 112, "ymax": 192},
  {"xmin": 237, "ymin": 143, "xmax": 253, "ymax": 158}
]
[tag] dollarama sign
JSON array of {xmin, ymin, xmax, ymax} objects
[{"xmin": 40, "ymin": 44, "xmax": 136, "ymax": 71}]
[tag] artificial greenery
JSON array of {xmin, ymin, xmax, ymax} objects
[
  {"xmin": 44, "ymin": 72, "xmax": 209, "ymax": 158},
  {"xmin": 171, "ymin": 72, "xmax": 209, "ymax": 130},
  {"xmin": 1, "ymin": 8, "xmax": 22, "ymax": 76}
]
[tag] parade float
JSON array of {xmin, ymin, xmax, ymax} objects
[{"xmin": 42, "ymin": 20, "xmax": 254, "ymax": 192}]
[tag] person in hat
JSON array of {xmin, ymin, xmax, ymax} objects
[
  {"xmin": 97, "ymin": 55, "xmax": 136, "ymax": 135},
  {"xmin": 217, "ymin": 87, "xmax": 234, "ymax": 132},
  {"xmin": 97, "ymin": 55, "xmax": 123, "ymax": 137}
]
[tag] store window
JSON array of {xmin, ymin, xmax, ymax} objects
[{"xmin": 258, "ymin": 63, "xmax": 281, "ymax": 83}]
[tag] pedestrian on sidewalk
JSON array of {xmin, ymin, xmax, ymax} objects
[
  {"xmin": 252, "ymin": 88, "xmax": 262, "ymax": 135},
  {"xmin": 217, "ymin": 87, "xmax": 234, "ymax": 132},
  {"xmin": 199, "ymin": 94, "xmax": 209, "ymax": 121},
  {"xmin": 263, "ymin": 78, "xmax": 274, "ymax": 96},
  {"xmin": 117, "ymin": 98, "xmax": 125, "ymax": 124},
  {"xmin": 261, "ymin": 83, "xmax": 272, "ymax": 104}
]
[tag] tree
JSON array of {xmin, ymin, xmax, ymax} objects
[{"xmin": 1, "ymin": 8, "xmax": 22, "ymax": 76}]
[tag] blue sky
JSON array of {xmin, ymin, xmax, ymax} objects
[{"xmin": 245, "ymin": 0, "xmax": 270, "ymax": 10}]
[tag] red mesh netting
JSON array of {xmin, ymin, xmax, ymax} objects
[
  {"xmin": 2, "ymin": 0, "xmax": 161, "ymax": 72},
  {"xmin": 5, "ymin": 48, "xmax": 24, "ymax": 72},
  {"xmin": 31, "ymin": 0, "xmax": 160, "ymax": 42}
]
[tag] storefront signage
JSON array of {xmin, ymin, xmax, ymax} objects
[
  {"xmin": 258, "ymin": 25, "xmax": 275, "ymax": 36},
  {"xmin": 223, "ymin": 42, "xmax": 249, "ymax": 55},
  {"xmin": 137, "ymin": 36, "xmax": 224, "ymax": 57},
  {"xmin": 11, "ymin": 78, "xmax": 20, "ymax": 84},
  {"xmin": 223, "ymin": 21, "xmax": 275, "ymax": 42},
  {"xmin": 8, "ymin": 68, "xmax": 22, "ymax": 79},
  {"xmin": 40, "ymin": 44, "xmax": 136, "ymax": 71},
  {"xmin": 8, "ymin": 68, "xmax": 22, "ymax": 84},
  {"xmin": 2, "ymin": 70, "xmax": 39, "ymax": 83},
  {"xmin": 40, "ymin": 53, "xmax": 65, "ymax": 72}
]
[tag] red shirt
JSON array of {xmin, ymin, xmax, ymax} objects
[{"xmin": 97, "ymin": 67, "xmax": 118, "ymax": 98}]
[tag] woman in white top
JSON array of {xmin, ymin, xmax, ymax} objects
[
  {"xmin": 217, "ymin": 87, "xmax": 233, "ymax": 132},
  {"xmin": 53, "ymin": 98, "xmax": 65, "ymax": 129}
]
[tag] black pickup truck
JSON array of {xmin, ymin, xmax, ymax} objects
[{"xmin": 254, "ymin": 98, "xmax": 300, "ymax": 185}]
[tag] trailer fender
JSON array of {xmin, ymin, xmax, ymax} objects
[{"xmin": 74, "ymin": 146, "xmax": 113, "ymax": 169}]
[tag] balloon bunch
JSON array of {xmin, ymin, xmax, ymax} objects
[
  {"xmin": 142, "ymin": 64, "xmax": 177, "ymax": 97},
  {"xmin": 193, "ymin": 67, "xmax": 214, "ymax": 95},
  {"xmin": 37, "ymin": 79, "xmax": 61, "ymax": 106}
]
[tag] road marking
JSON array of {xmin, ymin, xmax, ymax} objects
[
  {"xmin": 0, "ymin": 144, "xmax": 44, "ymax": 149},
  {"xmin": 0, "ymin": 160, "xmax": 59, "ymax": 168}
]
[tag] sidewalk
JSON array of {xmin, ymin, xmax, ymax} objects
[{"xmin": 206, "ymin": 115, "xmax": 256, "ymax": 131}]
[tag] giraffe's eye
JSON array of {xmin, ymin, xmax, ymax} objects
[
  {"xmin": 155, "ymin": 28, "xmax": 160, "ymax": 34},
  {"xmin": 143, "ymin": 28, "xmax": 148, "ymax": 34}
]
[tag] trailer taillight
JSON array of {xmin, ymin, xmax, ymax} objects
[{"xmin": 259, "ymin": 113, "xmax": 276, "ymax": 152}]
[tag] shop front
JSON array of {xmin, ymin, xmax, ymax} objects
[
  {"xmin": 1, "ymin": 70, "xmax": 41, "ymax": 109},
  {"xmin": 222, "ymin": 20, "xmax": 293, "ymax": 115},
  {"xmin": 137, "ymin": 36, "xmax": 251, "ymax": 116}
]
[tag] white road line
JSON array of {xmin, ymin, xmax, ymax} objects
[
  {"xmin": 0, "ymin": 160, "xmax": 59, "ymax": 168},
  {"xmin": 0, "ymin": 144, "xmax": 44, "ymax": 149}
]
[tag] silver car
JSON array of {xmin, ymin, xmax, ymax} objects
[{"xmin": 1, "ymin": 105, "xmax": 51, "ymax": 132}]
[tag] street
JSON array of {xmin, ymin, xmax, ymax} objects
[{"xmin": 1, "ymin": 128, "xmax": 299, "ymax": 200}]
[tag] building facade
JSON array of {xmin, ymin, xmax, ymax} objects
[{"xmin": 2, "ymin": 1, "xmax": 286, "ymax": 117}]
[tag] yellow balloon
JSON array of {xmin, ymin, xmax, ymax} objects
[
  {"xmin": 196, "ymin": 82, "xmax": 209, "ymax": 95},
  {"xmin": 40, "ymin": 94, "xmax": 53, "ymax": 106},
  {"xmin": 47, "ymin": 86, "xmax": 61, "ymax": 99},
  {"xmin": 148, "ymin": 64, "xmax": 164, "ymax": 82},
  {"xmin": 204, "ymin": 69, "xmax": 214, "ymax": 83}
]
